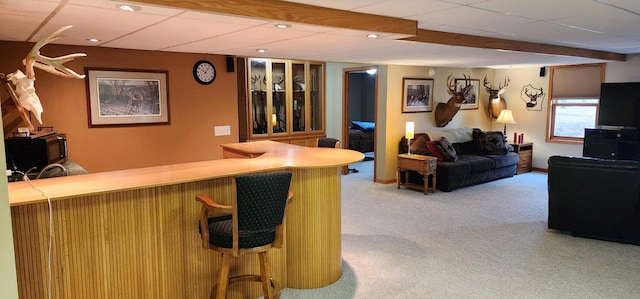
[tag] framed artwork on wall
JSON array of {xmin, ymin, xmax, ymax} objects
[
  {"xmin": 455, "ymin": 78, "xmax": 480, "ymax": 110},
  {"xmin": 85, "ymin": 68, "xmax": 170, "ymax": 127},
  {"xmin": 402, "ymin": 78, "xmax": 434, "ymax": 113}
]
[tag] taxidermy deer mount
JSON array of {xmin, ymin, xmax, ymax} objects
[
  {"xmin": 434, "ymin": 74, "xmax": 473, "ymax": 127},
  {"xmin": 1, "ymin": 25, "xmax": 86, "ymax": 132},
  {"xmin": 484, "ymin": 75, "xmax": 510, "ymax": 119}
]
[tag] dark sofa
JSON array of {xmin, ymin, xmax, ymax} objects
[
  {"xmin": 399, "ymin": 128, "xmax": 519, "ymax": 192},
  {"xmin": 548, "ymin": 155, "xmax": 640, "ymax": 245}
]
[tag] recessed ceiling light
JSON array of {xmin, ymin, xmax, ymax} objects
[
  {"xmin": 86, "ymin": 38, "xmax": 101, "ymax": 43},
  {"xmin": 118, "ymin": 4, "xmax": 141, "ymax": 12},
  {"xmin": 367, "ymin": 34, "xmax": 379, "ymax": 39},
  {"xmin": 256, "ymin": 49, "xmax": 267, "ymax": 53},
  {"xmin": 275, "ymin": 24, "xmax": 291, "ymax": 29}
]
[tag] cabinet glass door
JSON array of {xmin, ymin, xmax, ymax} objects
[
  {"xmin": 271, "ymin": 61, "xmax": 287, "ymax": 134},
  {"xmin": 250, "ymin": 59, "xmax": 267, "ymax": 135},
  {"xmin": 292, "ymin": 62, "xmax": 306, "ymax": 132},
  {"xmin": 309, "ymin": 63, "xmax": 323, "ymax": 131}
]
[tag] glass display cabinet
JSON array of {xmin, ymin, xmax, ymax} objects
[{"xmin": 238, "ymin": 58, "xmax": 325, "ymax": 146}]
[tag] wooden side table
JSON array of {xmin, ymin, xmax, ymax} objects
[
  {"xmin": 510, "ymin": 142, "xmax": 533, "ymax": 174},
  {"xmin": 397, "ymin": 154, "xmax": 437, "ymax": 195}
]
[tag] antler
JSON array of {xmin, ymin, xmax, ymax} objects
[
  {"xmin": 498, "ymin": 77, "xmax": 510, "ymax": 90},
  {"xmin": 483, "ymin": 75, "xmax": 492, "ymax": 91},
  {"xmin": 23, "ymin": 25, "xmax": 86, "ymax": 79},
  {"xmin": 446, "ymin": 75, "xmax": 457, "ymax": 95}
]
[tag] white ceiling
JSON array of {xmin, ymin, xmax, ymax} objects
[{"xmin": 1, "ymin": 0, "xmax": 639, "ymax": 68}]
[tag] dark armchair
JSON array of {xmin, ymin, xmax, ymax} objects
[{"xmin": 548, "ymin": 155, "xmax": 640, "ymax": 245}]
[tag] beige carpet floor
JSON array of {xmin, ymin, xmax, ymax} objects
[{"xmin": 275, "ymin": 160, "xmax": 640, "ymax": 299}]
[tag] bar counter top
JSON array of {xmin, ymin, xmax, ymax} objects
[
  {"xmin": 8, "ymin": 141, "xmax": 364, "ymax": 206},
  {"xmin": 9, "ymin": 141, "xmax": 363, "ymax": 297}
]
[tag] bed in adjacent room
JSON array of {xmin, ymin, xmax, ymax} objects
[{"xmin": 348, "ymin": 121, "xmax": 374, "ymax": 154}]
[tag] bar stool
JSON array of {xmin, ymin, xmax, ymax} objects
[
  {"xmin": 196, "ymin": 171, "xmax": 293, "ymax": 299},
  {"xmin": 314, "ymin": 137, "xmax": 340, "ymax": 148}
]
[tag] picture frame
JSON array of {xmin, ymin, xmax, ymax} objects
[
  {"xmin": 402, "ymin": 78, "xmax": 434, "ymax": 113},
  {"xmin": 455, "ymin": 78, "xmax": 480, "ymax": 110},
  {"xmin": 85, "ymin": 68, "xmax": 170, "ymax": 127}
]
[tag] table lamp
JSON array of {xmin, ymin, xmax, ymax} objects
[
  {"xmin": 496, "ymin": 110, "xmax": 516, "ymax": 141},
  {"xmin": 405, "ymin": 121, "xmax": 415, "ymax": 155}
]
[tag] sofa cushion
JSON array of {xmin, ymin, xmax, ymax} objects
[
  {"xmin": 435, "ymin": 159, "xmax": 471, "ymax": 177},
  {"xmin": 473, "ymin": 130, "xmax": 508, "ymax": 155},
  {"xmin": 455, "ymin": 140, "xmax": 478, "ymax": 155},
  {"xmin": 458, "ymin": 154, "xmax": 495, "ymax": 172},
  {"xmin": 485, "ymin": 152, "xmax": 520, "ymax": 168}
]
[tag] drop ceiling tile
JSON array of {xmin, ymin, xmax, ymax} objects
[
  {"xmin": 68, "ymin": 0, "xmax": 181, "ymax": 16},
  {"xmin": 596, "ymin": 0, "xmax": 640, "ymax": 14},
  {"xmin": 103, "ymin": 15, "xmax": 254, "ymax": 50},
  {"xmin": 0, "ymin": 0, "xmax": 59, "ymax": 40},
  {"xmin": 32, "ymin": 4, "xmax": 180, "ymax": 45},
  {"xmin": 165, "ymin": 25, "xmax": 316, "ymax": 53},
  {"xmin": 418, "ymin": 5, "xmax": 532, "ymax": 36},
  {"xmin": 557, "ymin": 8, "xmax": 640, "ymax": 39},
  {"xmin": 470, "ymin": 0, "xmax": 605, "ymax": 21},
  {"xmin": 354, "ymin": 0, "xmax": 457, "ymax": 18}
]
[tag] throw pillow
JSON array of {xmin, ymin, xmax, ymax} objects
[
  {"xmin": 434, "ymin": 137, "xmax": 459, "ymax": 162},
  {"xmin": 410, "ymin": 134, "xmax": 430, "ymax": 155},
  {"xmin": 426, "ymin": 137, "xmax": 458, "ymax": 162},
  {"xmin": 426, "ymin": 141, "xmax": 446, "ymax": 161},
  {"xmin": 473, "ymin": 130, "xmax": 508, "ymax": 155}
]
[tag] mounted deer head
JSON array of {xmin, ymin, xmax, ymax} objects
[
  {"xmin": 484, "ymin": 75, "xmax": 510, "ymax": 119},
  {"xmin": 434, "ymin": 74, "xmax": 473, "ymax": 127},
  {"xmin": 5, "ymin": 25, "xmax": 86, "ymax": 125}
]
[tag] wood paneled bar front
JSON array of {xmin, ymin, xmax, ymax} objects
[{"xmin": 8, "ymin": 141, "xmax": 363, "ymax": 299}]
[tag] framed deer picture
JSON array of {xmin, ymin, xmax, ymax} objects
[
  {"xmin": 86, "ymin": 68, "xmax": 170, "ymax": 127},
  {"xmin": 455, "ymin": 78, "xmax": 480, "ymax": 110},
  {"xmin": 402, "ymin": 78, "xmax": 434, "ymax": 113}
]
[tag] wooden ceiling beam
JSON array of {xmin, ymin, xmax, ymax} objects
[
  {"xmin": 134, "ymin": 0, "xmax": 626, "ymax": 62},
  {"xmin": 403, "ymin": 29, "xmax": 627, "ymax": 62},
  {"xmin": 132, "ymin": 0, "xmax": 417, "ymax": 36}
]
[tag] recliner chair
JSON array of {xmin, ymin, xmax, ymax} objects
[{"xmin": 548, "ymin": 155, "xmax": 640, "ymax": 245}]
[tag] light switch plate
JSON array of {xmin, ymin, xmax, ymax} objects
[{"xmin": 214, "ymin": 125, "xmax": 231, "ymax": 136}]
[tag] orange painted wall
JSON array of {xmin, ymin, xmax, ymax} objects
[{"xmin": 1, "ymin": 41, "xmax": 239, "ymax": 173}]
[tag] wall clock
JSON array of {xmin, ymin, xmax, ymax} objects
[{"xmin": 193, "ymin": 60, "xmax": 216, "ymax": 85}]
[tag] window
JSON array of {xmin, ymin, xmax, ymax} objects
[
  {"xmin": 549, "ymin": 98, "xmax": 598, "ymax": 138},
  {"xmin": 547, "ymin": 64, "xmax": 605, "ymax": 143}
]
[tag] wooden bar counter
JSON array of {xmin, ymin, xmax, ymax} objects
[{"xmin": 8, "ymin": 141, "xmax": 363, "ymax": 299}]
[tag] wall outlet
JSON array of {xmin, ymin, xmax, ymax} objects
[{"xmin": 214, "ymin": 125, "xmax": 231, "ymax": 136}]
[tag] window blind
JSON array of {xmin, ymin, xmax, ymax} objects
[{"xmin": 551, "ymin": 65, "xmax": 603, "ymax": 98}]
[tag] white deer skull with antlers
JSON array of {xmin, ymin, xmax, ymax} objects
[{"xmin": 5, "ymin": 25, "xmax": 86, "ymax": 124}]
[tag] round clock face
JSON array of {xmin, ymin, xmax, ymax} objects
[{"xmin": 193, "ymin": 60, "xmax": 216, "ymax": 85}]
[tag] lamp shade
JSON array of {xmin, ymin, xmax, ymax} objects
[
  {"xmin": 496, "ymin": 110, "xmax": 516, "ymax": 125},
  {"xmin": 405, "ymin": 121, "xmax": 415, "ymax": 139}
]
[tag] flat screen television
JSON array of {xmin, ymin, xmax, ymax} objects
[{"xmin": 598, "ymin": 82, "xmax": 640, "ymax": 129}]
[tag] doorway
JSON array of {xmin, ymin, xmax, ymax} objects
[{"xmin": 342, "ymin": 67, "xmax": 378, "ymax": 181}]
